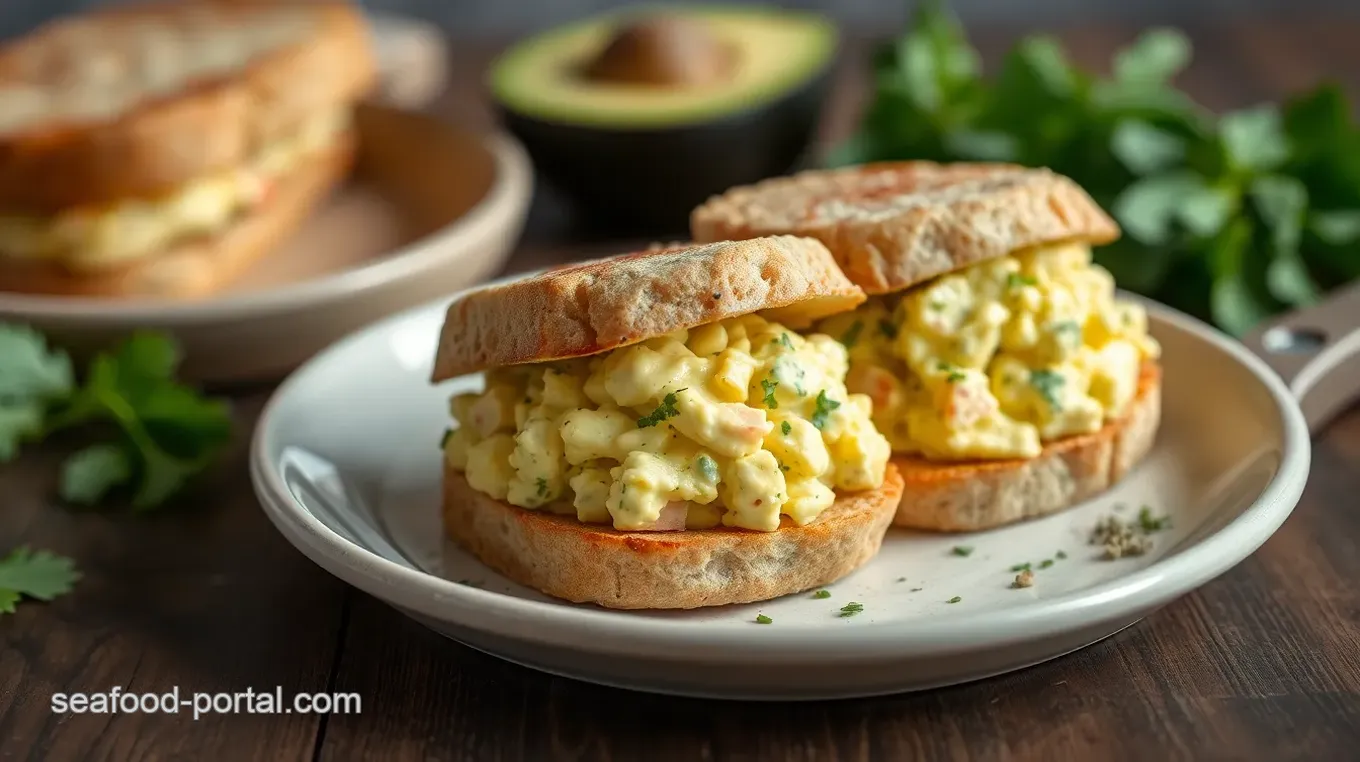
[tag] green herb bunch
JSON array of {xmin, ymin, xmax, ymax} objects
[
  {"xmin": 829, "ymin": 1, "xmax": 1360, "ymax": 335},
  {"xmin": 0, "ymin": 324, "xmax": 232, "ymax": 509}
]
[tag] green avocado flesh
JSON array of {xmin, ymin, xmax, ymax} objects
[{"xmin": 489, "ymin": 6, "xmax": 837, "ymax": 129}]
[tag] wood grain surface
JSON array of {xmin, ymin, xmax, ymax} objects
[{"xmin": 3, "ymin": 18, "xmax": 1360, "ymax": 762}]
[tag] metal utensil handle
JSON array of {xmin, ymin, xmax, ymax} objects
[{"xmin": 1243, "ymin": 278, "xmax": 1360, "ymax": 435}]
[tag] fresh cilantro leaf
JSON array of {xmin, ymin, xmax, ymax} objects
[
  {"xmin": 947, "ymin": 596, "xmax": 962, "ymax": 604},
  {"xmin": 1209, "ymin": 219, "xmax": 1276, "ymax": 336},
  {"xmin": 761, "ymin": 377, "xmax": 779, "ymax": 409},
  {"xmin": 60, "ymin": 444, "xmax": 132, "ymax": 505},
  {"xmin": 1111, "ymin": 119, "xmax": 1187, "ymax": 175},
  {"xmin": 951, "ymin": 545, "xmax": 974, "ymax": 557},
  {"xmin": 780, "ymin": 420, "xmax": 792, "ymax": 436},
  {"xmin": 1219, "ymin": 106, "xmax": 1290, "ymax": 173},
  {"xmin": 778, "ymin": 333, "xmax": 795, "ymax": 351},
  {"xmin": 810, "ymin": 391, "xmax": 841, "ymax": 430},
  {"xmin": 0, "ymin": 325, "xmax": 74, "ymax": 461},
  {"xmin": 1006, "ymin": 273, "xmax": 1038, "ymax": 289},
  {"xmin": 755, "ymin": 613, "xmax": 773, "ymax": 624},
  {"xmin": 1112, "ymin": 28, "xmax": 1190, "ymax": 86},
  {"xmin": 838, "ymin": 601, "xmax": 864, "ymax": 617},
  {"xmin": 812, "ymin": 589, "xmax": 831, "ymax": 599},
  {"xmin": 1251, "ymin": 175, "xmax": 1320, "ymax": 307},
  {"xmin": 0, "ymin": 546, "xmax": 80, "ymax": 616},
  {"xmin": 840, "ymin": 321, "xmax": 864, "ymax": 349},
  {"xmin": 1029, "ymin": 369, "xmax": 1065, "ymax": 409},
  {"xmin": 637, "ymin": 390, "xmax": 684, "ymax": 428}
]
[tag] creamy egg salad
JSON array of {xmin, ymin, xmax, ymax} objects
[
  {"xmin": 0, "ymin": 109, "xmax": 348, "ymax": 270},
  {"xmin": 442, "ymin": 314, "xmax": 891, "ymax": 532},
  {"xmin": 816, "ymin": 242, "xmax": 1160, "ymax": 461}
]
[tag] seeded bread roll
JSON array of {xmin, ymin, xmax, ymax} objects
[
  {"xmin": 430, "ymin": 236, "xmax": 866, "ymax": 381},
  {"xmin": 690, "ymin": 161, "xmax": 1119, "ymax": 296}
]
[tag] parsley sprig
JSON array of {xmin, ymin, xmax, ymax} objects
[
  {"xmin": 830, "ymin": 0, "xmax": 1360, "ymax": 336},
  {"xmin": 1, "ymin": 325, "xmax": 231, "ymax": 509}
]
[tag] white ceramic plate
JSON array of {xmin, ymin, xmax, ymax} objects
[
  {"xmin": 0, "ymin": 104, "xmax": 532, "ymax": 384},
  {"xmin": 250, "ymin": 277, "xmax": 1360, "ymax": 700}
]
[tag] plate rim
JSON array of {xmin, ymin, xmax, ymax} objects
[
  {"xmin": 250, "ymin": 289, "xmax": 1312, "ymax": 662},
  {"xmin": 0, "ymin": 106, "xmax": 532, "ymax": 324}
]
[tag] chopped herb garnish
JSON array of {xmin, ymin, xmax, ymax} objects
[
  {"xmin": 951, "ymin": 545, "xmax": 974, "ymax": 557},
  {"xmin": 761, "ymin": 377, "xmax": 779, "ymax": 409},
  {"xmin": 781, "ymin": 420, "xmax": 792, "ymax": 436},
  {"xmin": 779, "ymin": 333, "xmax": 795, "ymax": 350},
  {"xmin": 1029, "ymin": 369, "xmax": 1065, "ymax": 409},
  {"xmin": 755, "ymin": 613, "xmax": 773, "ymax": 624},
  {"xmin": 535, "ymin": 477, "xmax": 548, "ymax": 497},
  {"xmin": 1052, "ymin": 320, "xmax": 1082, "ymax": 343},
  {"xmin": 946, "ymin": 596, "xmax": 962, "ymax": 604},
  {"xmin": 840, "ymin": 320, "xmax": 864, "ymax": 348},
  {"xmin": 636, "ymin": 389, "xmax": 685, "ymax": 428},
  {"xmin": 1006, "ymin": 273, "xmax": 1038, "ymax": 289},
  {"xmin": 878, "ymin": 320, "xmax": 899, "ymax": 339},
  {"xmin": 1010, "ymin": 562, "xmax": 1032, "ymax": 572},
  {"xmin": 1137, "ymin": 505, "xmax": 1172, "ymax": 532},
  {"xmin": 1056, "ymin": 550, "xmax": 1068, "ymax": 560},
  {"xmin": 440, "ymin": 428, "xmax": 453, "ymax": 448},
  {"xmin": 946, "ymin": 370, "xmax": 965, "ymax": 383},
  {"xmin": 695, "ymin": 454, "xmax": 719, "ymax": 482},
  {"xmin": 896, "ymin": 577, "xmax": 908, "ymax": 582},
  {"xmin": 1039, "ymin": 558, "xmax": 1055, "ymax": 569},
  {"xmin": 838, "ymin": 602, "xmax": 864, "ymax": 617},
  {"xmin": 928, "ymin": 299, "xmax": 946, "ymax": 311},
  {"xmin": 810, "ymin": 390, "xmax": 841, "ymax": 430},
  {"xmin": 812, "ymin": 589, "xmax": 831, "ymax": 599},
  {"xmin": 910, "ymin": 587, "xmax": 924, "ymax": 592}
]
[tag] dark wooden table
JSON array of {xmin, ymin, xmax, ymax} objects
[{"xmin": 5, "ymin": 19, "xmax": 1360, "ymax": 762}]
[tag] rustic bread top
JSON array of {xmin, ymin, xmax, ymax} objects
[
  {"xmin": 691, "ymin": 162, "xmax": 1120, "ymax": 296},
  {"xmin": 0, "ymin": 0, "xmax": 374, "ymax": 212},
  {"xmin": 430, "ymin": 236, "xmax": 865, "ymax": 381}
]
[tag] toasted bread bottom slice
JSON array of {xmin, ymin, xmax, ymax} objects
[
  {"xmin": 893, "ymin": 362, "xmax": 1162, "ymax": 532},
  {"xmin": 442, "ymin": 464, "xmax": 905, "ymax": 610},
  {"xmin": 0, "ymin": 130, "xmax": 355, "ymax": 299}
]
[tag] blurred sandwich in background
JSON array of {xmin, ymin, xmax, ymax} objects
[{"xmin": 0, "ymin": 0, "xmax": 376, "ymax": 298}]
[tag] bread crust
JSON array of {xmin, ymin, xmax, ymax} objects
[
  {"xmin": 430, "ymin": 236, "xmax": 865, "ymax": 381},
  {"xmin": 892, "ymin": 362, "xmax": 1162, "ymax": 532},
  {"xmin": 0, "ymin": 130, "xmax": 354, "ymax": 298},
  {"xmin": 690, "ymin": 162, "xmax": 1120, "ymax": 296},
  {"xmin": 0, "ymin": 0, "xmax": 375, "ymax": 212},
  {"xmin": 442, "ymin": 463, "xmax": 904, "ymax": 609}
]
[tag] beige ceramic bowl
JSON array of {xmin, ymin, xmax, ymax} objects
[{"xmin": 0, "ymin": 103, "xmax": 533, "ymax": 384}]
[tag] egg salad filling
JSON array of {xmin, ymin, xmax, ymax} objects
[
  {"xmin": 816, "ymin": 242, "xmax": 1160, "ymax": 461},
  {"xmin": 442, "ymin": 314, "xmax": 891, "ymax": 532},
  {"xmin": 0, "ymin": 108, "xmax": 349, "ymax": 271}
]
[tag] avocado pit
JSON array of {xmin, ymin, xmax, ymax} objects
[{"xmin": 581, "ymin": 14, "xmax": 736, "ymax": 88}]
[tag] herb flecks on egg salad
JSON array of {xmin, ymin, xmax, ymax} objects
[
  {"xmin": 818, "ymin": 242, "xmax": 1160, "ymax": 461},
  {"xmin": 442, "ymin": 314, "xmax": 891, "ymax": 532}
]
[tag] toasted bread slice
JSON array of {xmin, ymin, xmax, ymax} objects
[
  {"xmin": 0, "ymin": 131, "xmax": 354, "ymax": 298},
  {"xmin": 893, "ymin": 362, "xmax": 1161, "ymax": 532},
  {"xmin": 430, "ymin": 236, "xmax": 865, "ymax": 381},
  {"xmin": 443, "ymin": 463, "xmax": 904, "ymax": 609},
  {"xmin": 0, "ymin": 0, "xmax": 375, "ymax": 213},
  {"xmin": 690, "ymin": 162, "xmax": 1119, "ymax": 296}
]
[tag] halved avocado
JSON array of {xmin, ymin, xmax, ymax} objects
[{"xmin": 489, "ymin": 5, "xmax": 837, "ymax": 233}]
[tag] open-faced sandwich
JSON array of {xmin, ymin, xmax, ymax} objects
[
  {"xmin": 430, "ymin": 237, "xmax": 904, "ymax": 609},
  {"xmin": 691, "ymin": 162, "xmax": 1161, "ymax": 532},
  {"xmin": 0, "ymin": 0, "xmax": 375, "ymax": 298}
]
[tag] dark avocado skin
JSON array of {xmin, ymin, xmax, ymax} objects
[{"xmin": 499, "ymin": 66, "xmax": 831, "ymax": 236}]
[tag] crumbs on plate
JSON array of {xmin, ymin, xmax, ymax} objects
[{"xmin": 1090, "ymin": 505, "xmax": 1172, "ymax": 559}]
